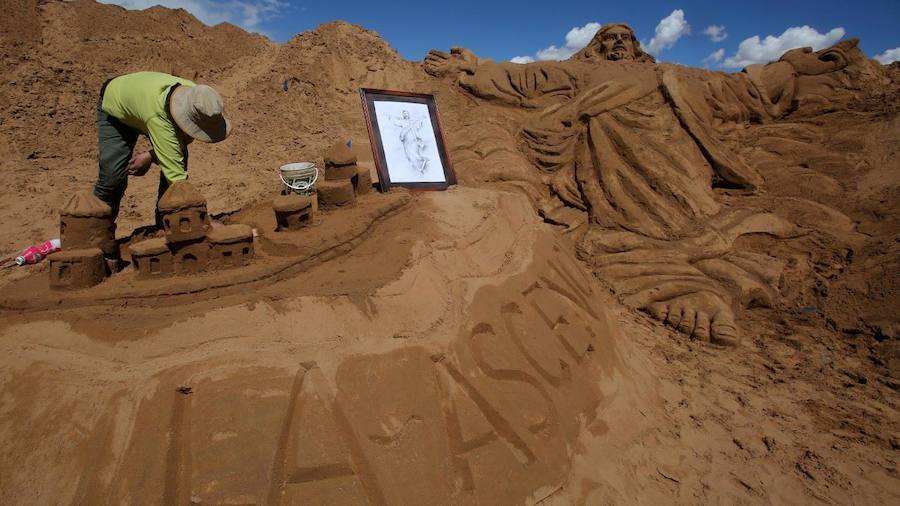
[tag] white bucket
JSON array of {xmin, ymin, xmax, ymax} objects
[{"xmin": 279, "ymin": 162, "xmax": 318, "ymax": 195}]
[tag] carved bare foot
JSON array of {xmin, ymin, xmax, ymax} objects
[{"xmin": 646, "ymin": 291, "xmax": 739, "ymax": 346}]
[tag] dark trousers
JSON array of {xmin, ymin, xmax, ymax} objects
[{"xmin": 93, "ymin": 82, "xmax": 179, "ymax": 228}]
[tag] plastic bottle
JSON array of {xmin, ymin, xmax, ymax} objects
[{"xmin": 15, "ymin": 238, "xmax": 62, "ymax": 266}]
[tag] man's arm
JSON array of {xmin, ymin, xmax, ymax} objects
[{"xmin": 147, "ymin": 117, "xmax": 188, "ymax": 182}]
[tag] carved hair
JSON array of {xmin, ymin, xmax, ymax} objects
[{"xmin": 572, "ymin": 23, "xmax": 656, "ymax": 63}]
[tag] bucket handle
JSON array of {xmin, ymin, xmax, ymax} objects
[{"xmin": 280, "ymin": 166, "xmax": 319, "ymax": 191}]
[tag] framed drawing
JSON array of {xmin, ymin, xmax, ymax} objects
[{"xmin": 359, "ymin": 88, "xmax": 456, "ymax": 192}]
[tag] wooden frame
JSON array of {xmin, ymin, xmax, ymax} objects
[{"xmin": 359, "ymin": 88, "xmax": 456, "ymax": 192}]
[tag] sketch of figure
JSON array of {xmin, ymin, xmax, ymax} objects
[
  {"xmin": 373, "ymin": 100, "xmax": 446, "ymax": 183},
  {"xmin": 391, "ymin": 110, "xmax": 429, "ymax": 174}
]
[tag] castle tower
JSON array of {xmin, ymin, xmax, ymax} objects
[{"xmin": 158, "ymin": 181, "xmax": 211, "ymax": 274}]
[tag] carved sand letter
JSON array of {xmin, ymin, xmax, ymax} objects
[
  {"xmin": 163, "ymin": 387, "xmax": 193, "ymax": 506},
  {"xmin": 272, "ymin": 365, "xmax": 383, "ymax": 505},
  {"xmin": 335, "ymin": 348, "xmax": 452, "ymax": 504},
  {"xmin": 522, "ymin": 281, "xmax": 596, "ymax": 362},
  {"xmin": 437, "ymin": 346, "xmax": 536, "ymax": 466},
  {"xmin": 501, "ymin": 300, "xmax": 571, "ymax": 386},
  {"xmin": 435, "ymin": 361, "xmax": 506, "ymax": 492},
  {"xmin": 468, "ymin": 321, "xmax": 559, "ymax": 437}
]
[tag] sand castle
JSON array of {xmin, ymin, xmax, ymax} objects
[
  {"xmin": 208, "ymin": 223, "xmax": 254, "ymax": 268},
  {"xmin": 317, "ymin": 141, "xmax": 371, "ymax": 209},
  {"xmin": 158, "ymin": 181, "xmax": 211, "ymax": 243},
  {"xmin": 273, "ymin": 193, "xmax": 315, "ymax": 231},
  {"xmin": 51, "ymin": 183, "xmax": 258, "ymax": 286},
  {"xmin": 130, "ymin": 181, "xmax": 256, "ymax": 279},
  {"xmin": 53, "ymin": 144, "xmax": 377, "ymax": 288},
  {"xmin": 49, "ymin": 191, "xmax": 115, "ymax": 289},
  {"xmin": 129, "ymin": 237, "xmax": 172, "ymax": 277},
  {"xmin": 59, "ymin": 191, "xmax": 117, "ymax": 256},
  {"xmin": 48, "ymin": 247, "xmax": 107, "ymax": 290},
  {"xmin": 271, "ymin": 140, "xmax": 373, "ymax": 227}
]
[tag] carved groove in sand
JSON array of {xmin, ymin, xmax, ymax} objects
[{"xmin": 426, "ymin": 24, "xmax": 878, "ymax": 343}]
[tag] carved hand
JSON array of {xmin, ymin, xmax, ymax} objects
[
  {"xmin": 424, "ymin": 47, "xmax": 479, "ymax": 78},
  {"xmin": 781, "ymin": 43, "xmax": 852, "ymax": 76}
]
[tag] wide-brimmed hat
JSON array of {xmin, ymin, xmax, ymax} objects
[{"xmin": 170, "ymin": 84, "xmax": 231, "ymax": 143}]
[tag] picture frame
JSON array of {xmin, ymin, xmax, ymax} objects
[{"xmin": 359, "ymin": 88, "xmax": 457, "ymax": 192}]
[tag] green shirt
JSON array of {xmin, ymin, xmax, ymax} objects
[{"xmin": 101, "ymin": 71, "xmax": 195, "ymax": 183}]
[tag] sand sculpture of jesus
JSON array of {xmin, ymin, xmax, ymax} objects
[{"xmin": 425, "ymin": 23, "xmax": 866, "ymax": 344}]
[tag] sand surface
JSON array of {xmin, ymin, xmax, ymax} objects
[{"xmin": 1, "ymin": 1, "xmax": 898, "ymax": 504}]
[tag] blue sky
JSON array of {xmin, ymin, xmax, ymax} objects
[{"xmin": 101, "ymin": 0, "xmax": 900, "ymax": 67}]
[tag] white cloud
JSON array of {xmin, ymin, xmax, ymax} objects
[
  {"xmin": 874, "ymin": 47, "xmax": 900, "ymax": 64},
  {"xmin": 565, "ymin": 22, "xmax": 604, "ymax": 49},
  {"xmin": 723, "ymin": 25, "xmax": 845, "ymax": 68},
  {"xmin": 98, "ymin": 0, "xmax": 286, "ymax": 32},
  {"xmin": 533, "ymin": 44, "xmax": 574, "ymax": 61},
  {"xmin": 703, "ymin": 48, "xmax": 725, "ymax": 65},
  {"xmin": 509, "ymin": 21, "xmax": 602, "ymax": 63},
  {"xmin": 702, "ymin": 25, "xmax": 727, "ymax": 42},
  {"xmin": 645, "ymin": 9, "xmax": 690, "ymax": 55}
]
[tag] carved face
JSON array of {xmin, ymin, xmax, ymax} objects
[{"xmin": 600, "ymin": 26, "xmax": 636, "ymax": 60}]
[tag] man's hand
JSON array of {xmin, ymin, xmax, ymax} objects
[{"xmin": 127, "ymin": 151, "xmax": 153, "ymax": 176}]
